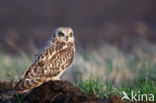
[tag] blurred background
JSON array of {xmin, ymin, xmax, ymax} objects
[{"xmin": 0, "ymin": 0, "xmax": 156, "ymax": 84}]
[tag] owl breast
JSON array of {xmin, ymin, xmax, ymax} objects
[
  {"xmin": 51, "ymin": 47, "xmax": 74, "ymax": 69},
  {"xmin": 46, "ymin": 44, "xmax": 75, "ymax": 78}
]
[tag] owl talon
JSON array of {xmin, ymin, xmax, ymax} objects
[{"xmin": 56, "ymin": 78, "xmax": 61, "ymax": 81}]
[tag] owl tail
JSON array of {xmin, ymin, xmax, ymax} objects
[
  {"xmin": 14, "ymin": 79, "xmax": 30, "ymax": 94},
  {"xmin": 14, "ymin": 78, "xmax": 45, "ymax": 94}
]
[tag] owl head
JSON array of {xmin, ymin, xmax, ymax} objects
[{"xmin": 54, "ymin": 27, "xmax": 74, "ymax": 43}]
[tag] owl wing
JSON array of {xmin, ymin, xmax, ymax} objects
[
  {"xmin": 14, "ymin": 60, "xmax": 60, "ymax": 93},
  {"xmin": 14, "ymin": 46, "xmax": 60, "ymax": 93},
  {"xmin": 14, "ymin": 41, "xmax": 73, "ymax": 93}
]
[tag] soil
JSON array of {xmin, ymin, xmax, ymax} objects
[{"xmin": 0, "ymin": 80, "xmax": 132, "ymax": 103}]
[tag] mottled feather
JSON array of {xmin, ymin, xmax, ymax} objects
[{"xmin": 14, "ymin": 27, "xmax": 75, "ymax": 93}]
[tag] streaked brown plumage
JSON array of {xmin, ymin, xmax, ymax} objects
[{"xmin": 14, "ymin": 27, "xmax": 75, "ymax": 93}]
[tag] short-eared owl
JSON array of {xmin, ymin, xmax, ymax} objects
[{"xmin": 14, "ymin": 27, "xmax": 75, "ymax": 93}]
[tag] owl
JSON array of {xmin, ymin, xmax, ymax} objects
[{"xmin": 14, "ymin": 27, "xmax": 75, "ymax": 93}]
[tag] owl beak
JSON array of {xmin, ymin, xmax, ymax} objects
[{"xmin": 65, "ymin": 36, "xmax": 68, "ymax": 41}]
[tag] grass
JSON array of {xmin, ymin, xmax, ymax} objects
[
  {"xmin": 0, "ymin": 52, "xmax": 32, "ymax": 80},
  {"xmin": 0, "ymin": 40, "xmax": 156, "ymax": 102},
  {"xmin": 77, "ymin": 77, "xmax": 156, "ymax": 101}
]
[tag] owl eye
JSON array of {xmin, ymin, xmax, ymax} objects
[
  {"xmin": 69, "ymin": 33, "xmax": 73, "ymax": 37},
  {"xmin": 58, "ymin": 32, "xmax": 64, "ymax": 37}
]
